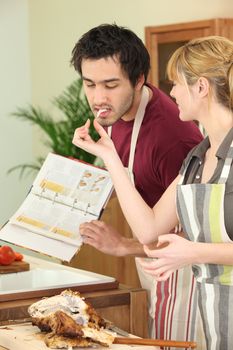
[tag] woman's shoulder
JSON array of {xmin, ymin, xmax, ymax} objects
[{"xmin": 179, "ymin": 137, "xmax": 209, "ymax": 175}]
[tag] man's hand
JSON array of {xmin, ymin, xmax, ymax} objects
[
  {"xmin": 80, "ymin": 220, "xmax": 127, "ymax": 256},
  {"xmin": 79, "ymin": 220, "xmax": 145, "ymax": 257}
]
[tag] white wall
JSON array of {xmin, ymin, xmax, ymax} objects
[
  {"xmin": 1, "ymin": 0, "xmax": 233, "ymax": 225},
  {"xmin": 0, "ymin": 0, "xmax": 33, "ymax": 225},
  {"xmin": 28, "ymin": 0, "xmax": 233, "ymax": 113}
]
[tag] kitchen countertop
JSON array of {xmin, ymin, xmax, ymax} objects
[
  {"xmin": 0, "ymin": 255, "xmax": 149, "ymax": 338},
  {"xmin": 0, "ymin": 254, "xmax": 118, "ymax": 302}
]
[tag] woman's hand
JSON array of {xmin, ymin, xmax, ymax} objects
[
  {"xmin": 138, "ymin": 234, "xmax": 198, "ymax": 281},
  {"xmin": 72, "ymin": 119, "xmax": 117, "ymax": 161}
]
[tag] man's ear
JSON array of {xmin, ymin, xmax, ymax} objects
[
  {"xmin": 135, "ymin": 74, "xmax": 145, "ymax": 91},
  {"xmin": 197, "ymin": 77, "xmax": 209, "ymax": 97}
]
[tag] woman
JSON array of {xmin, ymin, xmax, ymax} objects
[{"xmin": 73, "ymin": 36, "xmax": 233, "ymax": 349}]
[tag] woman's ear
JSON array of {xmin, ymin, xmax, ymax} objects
[{"xmin": 197, "ymin": 77, "xmax": 209, "ymax": 97}]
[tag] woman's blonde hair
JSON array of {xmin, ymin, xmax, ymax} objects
[{"xmin": 167, "ymin": 36, "xmax": 233, "ymax": 110}]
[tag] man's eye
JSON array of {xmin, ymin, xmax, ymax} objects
[
  {"xmin": 86, "ymin": 83, "xmax": 95, "ymax": 88},
  {"xmin": 106, "ymin": 84, "xmax": 117, "ymax": 89}
]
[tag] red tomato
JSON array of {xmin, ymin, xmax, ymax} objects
[
  {"xmin": 14, "ymin": 252, "xmax": 24, "ymax": 261},
  {"xmin": 0, "ymin": 245, "xmax": 16, "ymax": 265}
]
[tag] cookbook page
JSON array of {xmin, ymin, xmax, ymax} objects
[
  {"xmin": 9, "ymin": 191, "xmax": 96, "ymax": 246},
  {"xmin": 32, "ymin": 153, "xmax": 113, "ymax": 216},
  {"xmin": 0, "ymin": 153, "xmax": 113, "ymax": 261},
  {"xmin": 0, "ymin": 223, "xmax": 78, "ymax": 261}
]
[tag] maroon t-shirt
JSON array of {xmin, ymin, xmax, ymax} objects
[{"xmin": 111, "ymin": 84, "xmax": 203, "ymax": 207}]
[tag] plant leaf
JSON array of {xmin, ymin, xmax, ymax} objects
[{"xmin": 10, "ymin": 79, "xmax": 98, "ymax": 178}]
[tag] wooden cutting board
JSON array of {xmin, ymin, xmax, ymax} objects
[
  {"xmin": 0, "ymin": 260, "xmax": 30, "ymax": 274},
  {"xmin": 0, "ymin": 323, "xmax": 159, "ymax": 350}
]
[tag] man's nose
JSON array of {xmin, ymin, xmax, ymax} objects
[{"xmin": 93, "ymin": 87, "xmax": 108, "ymax": 105}]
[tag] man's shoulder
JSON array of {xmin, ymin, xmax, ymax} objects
[
  {"xmin": 146, "ymin": 84, "xmax": 179, "ymax": 119},
  {"xmin": 147, "ymin": 83, "xmax": 175, "ymax": 104},
  {"xmin": 145, "ymin": 84, "xmax": 202, "ymax": 142}
]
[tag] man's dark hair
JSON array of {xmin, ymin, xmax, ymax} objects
[{"xmin": 71, "ymin": 24, "xmax": 150, "ymax": 87}]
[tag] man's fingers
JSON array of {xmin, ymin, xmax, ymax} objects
[
  {"xmin": 82, "ymin": 235, "xmax": 98, "ymax": 247},
  {"xmin": 80, "ymin": 221, "xmax": 104, "ymax": 233},
  {"xmin": 89, "ymin": 220, "xmax": 106, "ymax": 228}
]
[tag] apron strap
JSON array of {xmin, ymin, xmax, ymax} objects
[
  {"xmin": 128, "ymin": 86, "xmax": 149, "ymax": 174},
  {"xmin": 108, "ymin": 86, "xmax": 150, "ymax": 185},
  {"xmin": 218, "ymin": 140, "xmax": 233, "ymax": 183}
]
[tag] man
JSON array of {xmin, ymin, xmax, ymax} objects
[{"xmin": 70, "ymin": 24, "xmax": 204, "ymax": 345}]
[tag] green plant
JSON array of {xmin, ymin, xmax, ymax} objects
[{"xmin": 8, "ymin": 79, "xmax": 99, "ymax": 178}]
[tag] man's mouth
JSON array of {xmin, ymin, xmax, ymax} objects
[{"xmin": 96, "ymin": 108, "xmax": 110, "ymax": 118}]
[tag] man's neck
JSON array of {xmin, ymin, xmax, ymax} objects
[
  {"xmin": 121, "ymin": 85, "xmax": 151, "ymax": 122},
  {"xmin": 121, "ymin": 87, "xmax": 149, "ymax": 122}
]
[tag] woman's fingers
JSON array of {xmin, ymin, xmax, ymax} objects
[
  {"xmin": 72, "ymin": 119, "xmax": 92, "ymax": 144},
  {"xmin": 139, "ymin": 257, "xmax": 175, "ymax": 280},
  {"xmin": 93, "ymin": 119, "xmax": 108, "ymax": 138},
  {"xmin": 155, "ymin": 270, "xmax": 174, "ymax": 281}
]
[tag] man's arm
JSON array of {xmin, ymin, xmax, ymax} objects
[{"xmin": 80, "ymin": 220, "xmax": 149, "ymax": 257}]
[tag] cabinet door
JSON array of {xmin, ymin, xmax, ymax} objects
[
  {"xmin": 145, "ymin": 19, "xmax": 233, "ymax": 95},
  {"xmin": 68, "ymin": 196, "xmax": 141, "ymax": 288}
]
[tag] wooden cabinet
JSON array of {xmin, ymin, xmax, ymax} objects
[
  {"xmin": 145, "ymin": 18, "xmax": 233, "ymax": 94},
  {"xmin": 0, "ymin": 255, "xmax": 148, "ymax": 338},
  {"xmin": 69, "ymin": 196, "xmax": 141, "ymax": 288}
]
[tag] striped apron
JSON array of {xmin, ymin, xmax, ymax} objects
[
  {"xmin": 177, "ymin": 141, "xmax": 233, "ymax": 350},
  {"xmin": 109, "ymin": 87, "xmax": 205, "ymax": 348}
]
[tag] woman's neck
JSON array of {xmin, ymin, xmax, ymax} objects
[{"xmin": 199, "ymin": 102, "xmax": 233, "ymax": 150}]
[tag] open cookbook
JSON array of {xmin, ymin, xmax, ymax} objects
[{"xmin": 0, "ymin": 153, "xmax": 113, "ymax": 261}]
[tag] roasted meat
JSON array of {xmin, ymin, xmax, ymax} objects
[
  {"xmin": 28, "ymin": 290, "xmax": 115, "ymax": 348},
  {"xmin": 34, "ymin": 311, "xmax": 84, "ymax": 338},
  {"xmin": 28, "ymin": 290, "xmax": 106, "ymax": 329}
]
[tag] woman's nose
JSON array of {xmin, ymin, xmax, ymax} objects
[{"xmin": 170, "ymin": 87, "xmax": 175, "ymax": 100}]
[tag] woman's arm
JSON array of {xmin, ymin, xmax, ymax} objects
[
  {"xmin": 193, "ymin": 241, "xmax": 233, "ymax": 265},
  {"xmin": 139, "ymin": 236, "xmax": 233, "ymax": 281},
  {"xmin": 73, "ymin": 119, "xmax": 179, "ymax": 243}
]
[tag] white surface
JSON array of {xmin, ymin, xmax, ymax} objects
[
  {"xmin": 0, "ymin": 254, "xmax": 115, "ymax": 295},
  {"xmin": 0, "ymin": 268, "xmax": 114, "ymax": 294}
]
